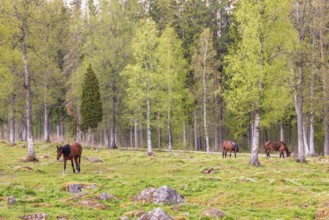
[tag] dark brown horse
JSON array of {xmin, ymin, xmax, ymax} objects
[
  {"xmin": 264, "ymin": 141, "xmax": 290, "ymax": 158},
  {"xmin": 222, "ymin": 140, "xmax": 239, "ymax": 158},
  {"xmin": 56, "ymin": 143, "xmax": 82, "ymax": 174}
]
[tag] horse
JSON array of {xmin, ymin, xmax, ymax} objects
[
  {"xmin": 222, "ymin": 140, "xmax": 239, "ymax": 158},
  {"xmin": 56, "ymin": 143, "xmax": 82, "ymax": 174},
  {"xmin": 264, "ymin": 140, "xmax": 290, "ymax": 158}
]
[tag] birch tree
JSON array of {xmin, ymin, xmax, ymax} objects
[
  {"xmin": 122, "ymin": 19, "xmax": 159, "ymax": 155},
  {"xmin": 192, "ymin": 28, "xmax": 216, "ymax": 154}
]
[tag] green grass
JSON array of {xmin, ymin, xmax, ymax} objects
[{"xmin": 0, "ymin": 142, "xmax": 328, "ymax": 219}]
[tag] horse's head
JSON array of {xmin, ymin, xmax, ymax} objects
[
  {"xmin": 286, "ymin": 151, "xmax": 291, "ymax": 157},
  {"xmin": 56, "ymin": 146, "xmax": 63, "ymax": 160}
]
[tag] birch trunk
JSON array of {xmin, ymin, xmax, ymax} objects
[
  {"xmin": 319, "ymin": 4, "xmax": 329, "ymax": 155},
  {"xmin": 134, "ymin": 118, "xmax": 138, "ymax": 148},
  {"xmin": 213, "ymin": 95, "xmax": 219, "ymax": 151},
  {"xmin": 140, "ymin": 128, "xmax": 143, "ymax": 148},
  {"xmin": 9, "ymin": 94, "xmax": 16, "ymax": 145},
  {"xmin": 202, "ymin": 53, "xmax": 210, "ymax": 154},
  {"xmin": 146, "ymin": 94, "xmax": 152, "ymax": 155},
  {"xmin": 20, "ymin": 22, "xmax": 37, "ymax": 161},
  {"xmin": 44, "ymin": 103, "xmax": 50, "ymax": 143},
  {"xmin": 110, "ymin": 84, "xmax": 117, "ymax": 149},
  {"xmin": 309, "ymin": 31, "xmax": 316, "ymax": 156},
  {"xmin": 104, "ymin": 128, "xmax": 109, "ymax": 147},
  {"xmin": 294, "ymin": 66, "xmax": 306, "ymax": 163},
  {"xmin": 303, "ymin": 119, "xmax": 310, "ymax": 155},
  {"xmin": 250, "ymin": 112, "xmax": 260, "ymax": 166},
  {"xmin": 194, "ymin": 109, "xmax": 198, "ymax": 151},
  {"xmin": 280, "ymin": 123, "xmax": 285, "ymax": 142},
  {"xmin": 130, "ymin": 126, "xmax": 133, "ymax": 147},
  {"xmin": 183, "ymin": 117, "xmax": 187, "ymax": 149}
]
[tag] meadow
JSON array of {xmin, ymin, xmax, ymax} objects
[{"xmin": 0, "ymin": 142, "xmax": 328, "ymax": 219}]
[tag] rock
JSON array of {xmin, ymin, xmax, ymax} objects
[
  {"xmin": 123, "ymin": 210, "xmax": 145, "ymax": 218},
  {"xmin": 203, "ymin": 208, "xmax": 226, "ymax": 218},
  {"xmin": 139, "ymin": 208, "xmax": 173, "ymax": 220},
  {"xmin": 87, "ymin": 157, "xmax": 102, "ymax": 162},
  {"xmin": 135, "ymin": 186, "xmax": 184, "ymax": 205},
  {"xmin": 97, "ymin": 192, "xmax": 115, "ymax": 201},
  {"xmin": 315, "ymin": 207, "xmax": 329, "ymax": 220},
  {"xmin": 203, "ymin": 168, "xmax": 214, "ymax": 174},
  {"xmin": 8, "ymin": 195, "xmax": 16, "ymax": 205},
  {"xmin": 64, "ymin": 183, "xmax": 97, "ymax": 194},
  {"xmin": 119, "ymin": 217, "xmax": 130, "ymax": 220},
  {"xmin": 19, "ymin": 213, "xmax": 47, "ymax": 220},
  {"xmin": 67, "ymin": 184, "xmax": 82, "ymax": 194},
  {"xmin": 79, "ymin": 199, "xmax": 106, "ymax": 210},
  {"xmin": 56, "ymin": 214, "xmax": 69, "ymax": 220}
]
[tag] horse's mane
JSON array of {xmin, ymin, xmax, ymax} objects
[{"xmin": 62, "ymin": 144, "xmax": 71, "ymax": 157}]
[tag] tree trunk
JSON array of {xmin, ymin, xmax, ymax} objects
[
  {"xmin": 44, "ymin": 103, "xmax": 50, "ymax": 143},
  {"xmin": 167, "ymin": 111, "xmax": 172, "ymax": 152},
  {"xmin": 134, "ymin": 118, "xmax": 138, "ymax": 148},
  {"xmin": 213, "ymin": 95, "xmax": 219, "ymax": 151},
  {"xmin": 219, "ymin": 103, "xmax": 223, "ymax": 150},
  {"xmin": 20, "ymin": 23, "xmax": 37, "ymax": 161},
  {"xmin": 294, "ymin": 65, "xmax": 306, "ymax": 163},
  {"xmin": 104, "ymin": 128, "xmax": 109, "ymax": 147},
  {"xmin": 22, "ymin": 122, "xmax": 27, "ymax": 141},
  {"xmin": 280, "ymin": 122, "xmax": 285, "ymax": 142},
  {"xmin": 130, "ymin": 126, "xmax": 133, "ymax": 147},
  {"xmin": 194, "ymin": 109, "xmax": 198, "ymax": 151},
  {"xmin": 157, "ymin": 114, "xmax": 161, "ymax": 149},
  {"xmin": 303, "ymin": 117, "xmax": 310, "ymax": 155},
  {"xmin": 319, "ymin": 4, "xmax": 329, "ymax": 155},
  {"xmin": 110, "ymin": 85, "xmax": 117, "ymax": 149},
  {"xmin": 146, "ymin": 91, "xmax": 152, "ymax": 155},
  {"xmin": 140, "ymin": 128, "xmax": 143, "ymax": 148},
  {"xmin": 183, "ymin": 117, "xmax": 187, "ymax": 149},
  {"xmin": 250, "ymin": 112, "xmax": 261, "ymax": 166},
  {"xmin": 203, "ymin": 61, "xmax": 210, "ymax": 154},
  {"xmin": 309, "ymin": 31, "xmax": 316, "ymax": 156},
  {"xmin": 9, "ymin": 94, "xmax": 16, "ymax": 145}
]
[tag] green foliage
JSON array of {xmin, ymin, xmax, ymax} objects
[
  {"xmin": 224, "ymin": 0, "xmax": 296, "ymax": 131},
  {"xmin": 80, "ymin": 64, "xmax": 102, "ymax": 131}
]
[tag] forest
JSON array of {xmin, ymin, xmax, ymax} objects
[{"xmin": 0, "ymin": 0, "xmax": 329, "ymax": 165}]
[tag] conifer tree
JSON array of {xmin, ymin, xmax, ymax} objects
[{"xmin": 80, "ymin": 64, "xmax": 102, "ymax": 132}]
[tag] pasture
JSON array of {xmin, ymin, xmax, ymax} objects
[{"xmin": 0, "ymin": 142, "xmax": 328, "ymax": 219}]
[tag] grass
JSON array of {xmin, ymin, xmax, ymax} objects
[{"xmin": 0, "ymin": 142, "xmax": 328, "ymax": 219}]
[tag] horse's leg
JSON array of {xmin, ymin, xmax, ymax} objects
[
  {"xmin": 78, "ymin": 155, "xmax": 81, "ymax": 172},
  {"xmin": 229, "ymin": 150, "xmax": 232, "ymax": 157},
  {"xmin": 224, "ymin": 150, "xmax": 227, "ymax": 158},
  {"xmin": 222, "ymin": 150, "xmax": 225, "ymax": 158},
  {"xmin": 234, "ymin": 150, "xmax": 236, "ymax": 158},
  {"xmin": 71, "ymin": 159, "xmax": 75, "ymax": 173},
  {"xmin": 74, "ymin": 156, "xmax": 79, "ymax": 173},
  {"xmin": 63, "ymin": 159, "xmax": 67, "ymax": 175}
]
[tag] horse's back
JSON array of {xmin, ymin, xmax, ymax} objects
[{"xmin": 70, "ymin": 142, "xmax": 82, "ymax": 156}]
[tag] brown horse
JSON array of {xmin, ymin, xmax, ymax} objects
[
  {"xmin": 264, "ymin": 140, "xmax": 290, "ymax": 158},
  {"xmin": 56, "ymin": 143, "xmax": 82, "ymax": 174},
  {"xmin": 222, "ymin": 140, "xmax": 239, "ymax": 158}
]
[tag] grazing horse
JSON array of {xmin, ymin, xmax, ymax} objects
[
  {"xmin": 264, "ymin": 140, "xmax": 290, "ymax": 158},
  {"xmin": 222, "ymin": 140, "xmax": 239, "ymax": 158},
  {"xmin": 56, "ymin": 143, "xmax": 82, "ymax": 174}
]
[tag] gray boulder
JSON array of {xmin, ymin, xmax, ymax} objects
[
  {"xmin": 138, "ymin": 208, "xmax": 173, "ymax": 220},
  {"xmin": 135, "ymin": 186, "xmax": 184, "ymax": 205}
]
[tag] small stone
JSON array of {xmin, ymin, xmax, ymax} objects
[
  {"xmin": 97, "ymin": 192, "xmax": 114, "ymax": 201},
  {"xmin": 139, "ymin": 208, "xmax": 173, "ymax": 220},
  {"xmin": 20, "ymin": 213, "xmax": 47, "ymax": 220},
  {"xmin": 67, "ymin": 184, "xmax": 82, "ymax": 194},
  {"xmin": 203, "ymin": 208, "xmax": 226, "ymax": 218},
  {"xmin": 8, "ymin": 195, "xmax": 16, "ymax": 205}
]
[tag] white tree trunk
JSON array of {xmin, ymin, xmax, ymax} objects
[
  {"xmin": 309, "ymin": 31, "xmax": 316, "ymax": 156},
  {"xmin": 194, "ymin": 110, "xmax": 198, "ymax": 151},
  {"xmin": 9, "ymin": 94, "xmax": 16, "ymax": 145},
  {"xmin": 134, "ymin": 118, "xmax": 138, "ymax": 148},
  {"xmin": 250, "ymin": 112, "xmax": 260, "ymax": 166},
  {"xmin": 280, "ymin": 122, "xmax": 285, "ymax": 142},
  {"xmin": 21, "ymin": 24, "xmax": 37, "ymax": 161},
  {"xmin": 44, "ymin": 103, "xmax": 50, "ymax": 143},
  {"xmin": 183, "ymin": 117, "xmax": 187, "ymax": 149},
  {"xmin": 293, "ymin": 65, "xmax": 306, "ymax": 162},
  {"xmin": 146, "ymin": 95, "xmax": 152, "ymax": 155},
  {"xmin": 104, "ymin": 128, "xmax": 109, "ymax": 147},
  {"xmin": 202, "ymin": 54, "xmax": 210, "ymax": 154},
  {"xmin": 303, "ymin": 118, "xmax": 310, "ymax": 155}
]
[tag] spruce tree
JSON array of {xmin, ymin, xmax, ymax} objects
[{"xmin": 80, "ymin": 64, "xmax": 102, "ymax": 131}]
